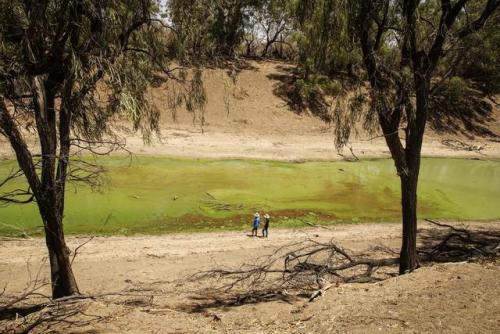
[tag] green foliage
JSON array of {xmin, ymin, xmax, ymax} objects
[
  {"xmin": 0, "ymin": 0, "xmax": 206, "ymax": 142},
  {"xmin": 279, "ymin": 0, "xmax": 362, "ymax": 118},
  {"xmin": 455, "ymin": 23, "xmax": 500, "ymax": 95},
  {"xmin": 294, "ymin": 0, "xmax": 359, "ymax": 75},
  {"xmin": 169, "ymin": 0, "xmax": 260, "ymax": 59},
  {"xmin": 295, "ymin": 74, "xmax": 342, "ymax": 102},
  {"xmin": 429, "ymin": 77, "xmax": 495, "ymax": 138},
  {"xmin": 329, "ymin": 0, "xmax": 499, "ymax": 150},
  {"xmin": 296, "ymin": 74, "xmax": 342, "ymax": 99},
  {"xmin": 444, "ymin": 77, "xmax": 469, "ymax": 100},
  {"xmin": 249, "ymin": 0, "xmax": 296, "ymax": 58}
]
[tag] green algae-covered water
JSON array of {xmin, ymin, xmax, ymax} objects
[{"xmin": 0, "ymin": 157, "xmax": 498, "ymax": 235}]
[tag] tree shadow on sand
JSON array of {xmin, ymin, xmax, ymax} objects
[
  {"xmin": 428, "ymin": 88, "xmax": 498, "ymax": 139},
  {"xmin": 266, "ymin": 65, "xmax": 334, "ymax": 123},
  {"xmin": 265, "ymin": 64, "xmax": 499, "ymax": 140},
  {"xmin": 181, "ymin": 220, "xmax": 500, "ymax": 313}
]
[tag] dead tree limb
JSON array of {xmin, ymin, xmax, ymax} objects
[
  {"xmin": 0, "ymin": 259, "xmax": 109, "ymax": 334},
  {"xmin": 187, "ymin": 221, "xmax": 500, "ymax": 311},
  {"xmin": 420, "ymin": 219, "xmax": 500, "ymax": 261},
  {"xmin": 442, "ymin": 139, "xmax": 487, "ymax": 154}
]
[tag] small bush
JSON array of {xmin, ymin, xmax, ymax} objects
[
  {"xmin": 295, "ymin": 73, "xmax": 342, "ymax": 101},
  {"xmin": 444, "ymin": 76, "xmax": 468, "ymax": 100}
]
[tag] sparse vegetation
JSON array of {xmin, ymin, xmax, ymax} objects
[{"xmin": 0, "ymin": 0, "xmax": 499, "ymax": 332}]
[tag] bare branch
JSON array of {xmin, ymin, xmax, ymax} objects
[
  {"xmin": 185, "ymin": 222, "xmax": 499, "ymax": 311},
  {"xmin": 0, "ymin": 168, "xmax": 35, "ymax": 206},
  {"xmin": 456, "ymin": 0, "xmax": 500, "ymax": 38}
]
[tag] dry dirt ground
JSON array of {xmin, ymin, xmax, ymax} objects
[
  {"xmin": 127, "ymin": 61, "xmax": 500, "ymax": 161},
  {"xmin": 1, "ymin": 61, "xmax": 499, "ymax": 161},
  {"xmin": 1, "ymin": 221, "xmax": 499, "ymax": 333}
]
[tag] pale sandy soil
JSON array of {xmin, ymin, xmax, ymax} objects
[
  {"xmin": 1, "ymin": 221, "xmax": 499, "ymax": 333},
  {"xmin": 1, "ymin": 61, "xmax": 499, "ymax": 161},
  {"xmin": 2, "ymin": 126, "xmax": 498, "ymax": 161},
  {"xmin": 124, "ymin": 129, "xmax": 500, "ymax": 161}
]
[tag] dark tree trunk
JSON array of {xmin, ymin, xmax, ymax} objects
[
  {"xmin": 355, "ymin": 0, "xmax": 499, "ymax": 276},
  {"xmin": 398, "ymin": 75, "xmax": 429, "ymax": 274},
  {"xmin": 399, "ymin": 173, "xmax": 419, "ymax": 273},
  {"xmin": 245, "ymin": 40, "xmax": 253, "ymax": 57},
  {"xmin": 39, "ymin": 80, "xmax": 79, "ymax": 299},
  {"xmin": 261, "ymin": 42, "xmax": 270, "ymax": 58},
  {"xmin": 261, "ymin": 36, "xmax": 276, "ymax": 58},
  {"xmin": 39, "ymin": 200, "xmax": 80, "ymax": 298},
  {"xmin": 45, "ymin": 80, "xmax": 79, "ymax": 298}
]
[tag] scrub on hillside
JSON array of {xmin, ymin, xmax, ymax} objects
[
  {"xmin": 262, "ymin": 214, "xmax": 270, "ymax": 237},
  {"xmin": 251, "ymin": 212, "xmax": 260, "ymax": 237}
]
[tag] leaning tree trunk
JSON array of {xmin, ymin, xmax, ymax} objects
[
  {"xmin": 261, "ymin": 41, "xmax": 271, "ymax": 58},
  {"xmin": 39, "ymin": 200, "xmax": 80, "ymax": 298}
]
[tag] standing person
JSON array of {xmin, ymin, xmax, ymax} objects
[
  {"xmin": 251, "ymin": 212, "xmax": 260, "ymax": 237},
  {"xmin": 262, "ymin": 214, "xmax": 270, "ymax": 238}
]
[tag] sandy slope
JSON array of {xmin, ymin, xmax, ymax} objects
[
  {"xmin": 1, "ymin": 221, "xmax": 499, "ymax": 333},
  {"xmin": 1, "ymin": 61, "xmax": 499, "ymax": 161},
  {"xmin": 129, "ymin": 61, "xmax": 500, "ymax": 160}
]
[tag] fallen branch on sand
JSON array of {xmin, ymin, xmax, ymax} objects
[
  {"xmin": 186, "ymin": 220, "xmax": 500, "ymax": 310},
  {"xmin": 0, "ymin": 258, "xmax": 111, "ymax": 334},
  {"xmin": 1, "ymin": 302, "xmax": 103, "ymax": 334},
  {"xmin": 420, "ymin": 219, "xmax": 500, "ymax": 261},
  {"xmin": 337, "ymin": 145, "xmax": 360, "ymax": 161},
  {"xmin": 188, "ymin": 237, "xmax": 400, "ymax": 310},
  {"xmin": 308, "ymin": 282, "xmax": 335, "ymax": 302},
  {"xmin": 441, "ymin": 139, "xmax": 487, "ymax": 154},
  {"xmin": 0, "ymin": 280, "xmax": 101, "ymax": 334},
  {"xmin": 200, "ymin": 193, "xmax": 244, "ymax": 211}
]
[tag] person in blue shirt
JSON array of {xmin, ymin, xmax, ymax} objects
[{"xmin": 251, "ymin": 212, "xmax": 260, "ymax": 237}]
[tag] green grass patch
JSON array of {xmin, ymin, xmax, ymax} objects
[{"xmin": 0, "ymin": 156, "xmax": 499, "ymax": 236}]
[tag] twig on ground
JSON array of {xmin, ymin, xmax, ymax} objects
[{"xmin": 441, "ymin": 139, "xmax": 487, "ymax": 154}]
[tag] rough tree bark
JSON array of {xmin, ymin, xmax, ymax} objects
[
  {"xmin": 40, "ymin": 202, "xmax": 80, "ymax": 298},
  {"xmin": 398, "ymin": 76, "xmax": 431, "ymax": 273}
]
